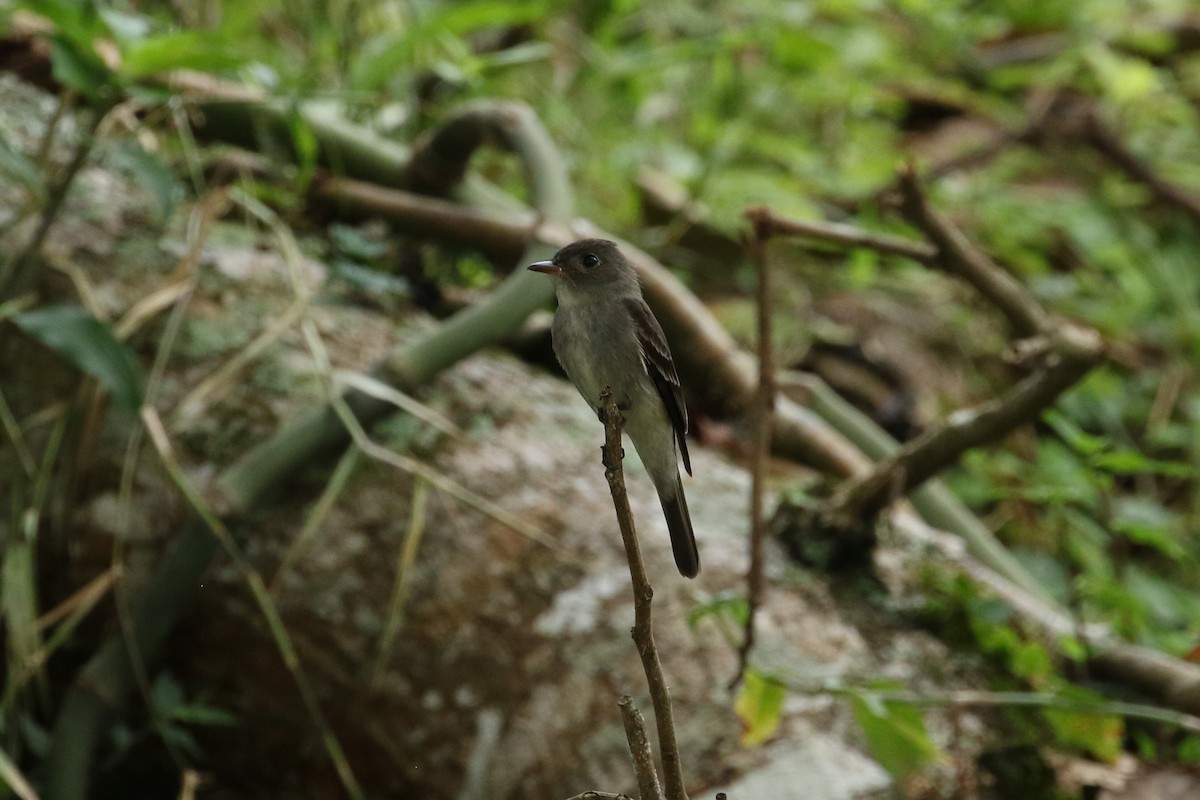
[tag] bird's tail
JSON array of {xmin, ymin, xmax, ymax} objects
[{"xmin": 659, "ymin": 479, "xmax": 700, "ymax": 578}]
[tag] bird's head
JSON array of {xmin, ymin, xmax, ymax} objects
[{"xmin": 528, "ymin": 239, "xmax": 636, "ymax": 290}]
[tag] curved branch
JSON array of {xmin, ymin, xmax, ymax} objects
[{"xmin": 309, "ymin": 174, "xmax": 534, "ymax": 259}]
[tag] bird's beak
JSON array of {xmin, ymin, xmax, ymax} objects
[{"xmin": 527, "ymin": 260, "xmax": 563, "ymax": 276}]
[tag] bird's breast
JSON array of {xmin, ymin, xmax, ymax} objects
[{"xmin": 552, "ymin": 301, "xmax": 647, "ymax": 408}]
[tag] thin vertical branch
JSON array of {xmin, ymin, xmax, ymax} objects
[
  {"xmin": 619, "ymin": 695, "xmax": 664, "ymax": 800},
  {"xmin": 731, "ymin": 223, "xmax": 774, "ymax": 687},
  {"xmin": 600, "ymin": 386, "xmax": 688, "ymax": 800}
]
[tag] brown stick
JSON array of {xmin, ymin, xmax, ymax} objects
[
  {"xmin": 600, "ymin": 387, "xmax": 688, "ymax": 800},
  {"xmin": 896, "ymin": 165, "xmax": 1051, "ymax": 338},
  {"xmin": 838, "ymin": 325, "xmax": 1103, "ymax": 519},
  {"xmin": 1090, "ymin": 642, "xmax": 1200, "ymax": 716},
  {"xmin": 1083, "ymin": 110, "xmax": 1200, "ymax": 228},
  {"xmin": 731, "ymin": 225, "xmax": 775, "ymax": 687},
  {"xmin": 619, "ymin": 695, "xmax": 665, "ymax": 800},
  {"xmin": 744, "ymin": 205, "xmax": 937, "ymax": 264},
  {"xmin": 309, "ymin": 174, "xmax": 534, "ymax": 258},
  {"xmin": 825, "ymin": 168, "xmax": 1107, "ymax": 519}
]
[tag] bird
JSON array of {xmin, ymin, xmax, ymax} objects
[{"xmin": 528, "ymin": 239, "xmax": 699, "ymax": 578}]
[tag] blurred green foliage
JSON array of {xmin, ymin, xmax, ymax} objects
[{"xmin": 4, "ymin": 0, "xmax": 1200, "ymax": 788}]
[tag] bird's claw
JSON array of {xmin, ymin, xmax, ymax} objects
[
  {"xmin": 596, "ymin": 400, "xmax": 631, "ymax": 423},
  {"xmin": 601, "ymin": 445, "xmax": 625, "ymax": 471}
]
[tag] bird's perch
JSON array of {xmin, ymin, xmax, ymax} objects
[{"xmin": 600, "ymin": 386, "xmax": 688, "ymax": 800}]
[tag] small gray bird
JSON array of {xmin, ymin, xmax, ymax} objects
[{"xmin": 529, "ymin": 239, "xmax": 699, "ymax": 578}]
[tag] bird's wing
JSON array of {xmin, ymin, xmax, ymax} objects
[{"xmin": 624, "ymin": 297, "xmax": 692, "ymax": 476}]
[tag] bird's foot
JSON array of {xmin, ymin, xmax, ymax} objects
[
  {"xmin": 601, "ymin": 444, "xmax": 625, "ymax": 471},
  {"xmin": 595, "ymin": 399, "xmax": 631, "ymax": 423}
]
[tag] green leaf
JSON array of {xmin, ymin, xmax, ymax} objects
[
  {"xmin": 424, "ymin": 0, "xmax": 545, "ymax": 35},
  {"xmin": 1112, "ymin": 497, "xmax": 1182, "ymax": 559},
  {"xmin": 1042, "ymin": 688, "xmax": 1123, "ymax": 761},
  {"xmin": 734, "ymin": 669, "xmax": 786, "ymax": 746},
  {"xmin": 50, "ymin": 36, "xmax": 116, "ymax": 99},
  {"xmin": 1091, "ymin": 449, "xmax": 1192, "ymax": 478},
  {"xmin": 1044, "ymin": 410, "xmax": 1108, "ymax": 456},
  {"xmin": 1179, "ymin": 735, "xmax": 1200, "ymax": 764},
  {"xmin": 167, "ymin": 703, "xmax": 239, "ymax": 727},
  {"xmin": 850, "ymin": 691, "xmax": 939, "ymax": 779},
  {"xmin": 0, "ymin": 133, "xmax": 46, "ymax": 199},
  {"xmin": 152, "ymin": 673, "xmax": 186, "ymax": 712},
  {"xmin": 108, "ymin": 141, "xmax": 181, "ymax": 225},
  {"xmin": 12, "ymin": 305, "xmax": 144, "ymax": 412},
  {"xmin": 687, "ymin": 593, "xmax": 749, "ymax": 628},
  {"xmin": 2, "ymin": 532, "xmax": 42, "ymax": 697},
  {"xmin": 119, "ymin": 31, "xmax": 244, "ymax": 79}
]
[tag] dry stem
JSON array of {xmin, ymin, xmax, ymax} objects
[
  {"xmin": 731, "ymin": 223, "xmax": 775, "ymax": 687},
  {"xmin": 600, "ymin": 387, "xmax": 688, "ymax": 800},
  {"xmin": 619, "ymin": 695, "xmax": 664, "ymax": 800}
]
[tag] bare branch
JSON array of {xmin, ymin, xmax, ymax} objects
[
  {"xmin": 619, "ymin": 695, "xmax": 664, "ymax": 800},
  {"xmin": 731, "ymin": 225, "xmax": 775, "ymax": 687},
  {"xmin": 310, "ymin": 174, "xmax": 534, "ymax": 258},
  {"xmin": 600, "ymin": 387, "xmax": 689, "ymax": 800},
  {"xmin": 896, "ymin": 165, "xmax": 1052, "ymax": 337},
  {"xmin": 811, "ymin": 169, "xmax": 1109, "ymax": 520},
  {"xmin": 744, "ymin": 205, "xmax": 936, "ymax": 264},
  {"xmin": 837, "ymin": 325, "xmax": 1104, "ymax": 520},
  {"xmin": 1082, "ymin": 109, "xmax": 1200, "ymax": 227}
]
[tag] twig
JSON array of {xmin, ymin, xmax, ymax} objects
[
  {"xmin": 1082, "ymin": 109, "xmax": 1200, "ymax": 227},
  {"xmin": 897, "ymin": 504, "xmax": 1200, "ymax": 717},
  {"xmin": 332, "ymin": 370, "xmax": 464, "ymax": 440},
  {"xmin": 0, "ymin": 743, "xmax": 39, "ymax": 800},
  {"xmin": 836, "ymin": 327, "xmax": 1103, "ymax": 520},
  {"xmin": 0, "ymin": 386, "xmax": 37, "ymax": 477},
  {"xmin": 730, "ymin": 222, "xmax": 775, "ymax": 687},
  {"xmin": 269, "ymin": 446, "xmax": 362, "ymax": 593},
  {"xmin": 1089, "ymin": 642, "xmax": 1200, "ymax": 716},
  {"xmin": 619, "ymin": 695, "xmax": 664, "ymax": 800},
  {"xmin": 818, "ymin": 168, "xmax": 1107, "ymax": 520},
  {"xmin": 600, "ymin": 386, "xmax": 688, "ymax": 800},
  {"xmin": 306, "ymin": 324, "xmax": 566, "ymax": 555},
  {"xmin": 782, "ymin": 370, "xmax": 1052, "ymax": 602},
  {"xmin": 744, "ymin": 205, "xmax": 936, "ymax": 264},
  {"xmin": 371, "ymin": 476, "xmax": 429, "ymax": 686},
  {"xmin": 896, "ymin": 164, "xmax": 1051, "ymax": 338},
  {"xmin": 310, "ymin": 174, "xmax": 534, "ymax": 258}
]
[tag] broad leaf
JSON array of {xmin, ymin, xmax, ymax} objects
[
  {"xmin": 850, "ymin": 691, "xmax": 939, "ymax": 779},
  {"xmin": 0, "ymin": 133, "xmax": 46, "ymax": 199},
  {"xmin": 735, "ymin": 669, "xmax": 785, "ymax": 747},
  {"xmin": 108, "ymin": 141, "xmax": 181, "ymax": 225},
  {"xmin": 13, "ymin": 305, "xmax": 144, "ymax": 411}
]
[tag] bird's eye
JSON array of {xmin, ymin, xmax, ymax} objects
[{"xmin": 581, "ymin": 254, "xmax": 600, "ymax": 268}]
